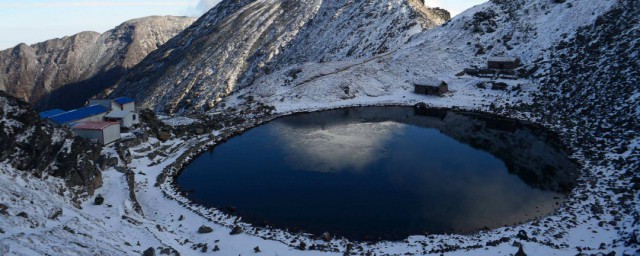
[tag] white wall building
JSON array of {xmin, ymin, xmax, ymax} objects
[
  {"xmin": 105, "ymin": 110, "xmax": 139, "ymax": 128},
  {"xmin": 113, "ymin": 97, "xmax": 136, "ymax": 112},
  {"xmin": 71, "ymin": 122, "xmax": 121, "ymax": 145},
  {"xmin": 42, "ymin": 97, "xmax": 136, "ymax": 144}
]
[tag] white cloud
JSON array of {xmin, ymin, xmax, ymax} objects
[{"xmin": 187, "ymin": 0, "xmax": 222, "ymax": 16}]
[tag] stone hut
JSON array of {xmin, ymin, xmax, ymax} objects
[
  {"xmin": 414, "ymin": 79, "xmax": 449, "ymax": 96},
  {"xmin": 487, "ymin": 57, "xmax": 521, "ymax": 69}
]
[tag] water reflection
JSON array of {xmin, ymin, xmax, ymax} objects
[
  {"xmin": 270, "ymin": 121, "xmax": 405, "ymax": 172},
  {"xmin": 177, "ymin": 107, "xmax": 577, "ymax": 240},
  {"xmin": 270, "ymin": 107, "xmax": 577, "ymax": 193}
]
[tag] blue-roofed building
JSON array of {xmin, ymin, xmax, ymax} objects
[
  {"xmin": 47, "ymin": 105, "xmax": 110, "ymax": 126},
  {"xmin": 113, "ymin": 97, "xmax": 135, "ymax": 105},
  {"xmin": 39, "ymin": 109, "xmax": 66, "ymax": 119},
  {"xmin": 113, "ymin": 97, "xmax": 135, "ymax": 111},
  {"xmin": 88, "ymin": 99, "xmax": 117, "ymax": 110}
]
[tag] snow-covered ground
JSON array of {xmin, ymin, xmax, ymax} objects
[{"xmin": 3, "ymin": 87, "xmax": 633, "ymax": 255}]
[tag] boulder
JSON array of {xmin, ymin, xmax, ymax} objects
[
  {"xmin": 106, "ymin": 157, "xmax": 119, "ymax": 167},
  {"xmin": 198, "ymin": 225, "xmax": 213, "ymax": 234},
  {"xmin": 230, "ymin": 226, "xmax": 242, "ymax": 235},
  {"xmin": 48, "ymin": 209, "xmax": 63, "ymax": 220},
  {"xmin": 321, "ymin": 232, "xmax": 332, "ymax": 242},
  {"xmin": 157, "ymin": 131, "xmax": 171, "ymax": 142},
  {"xmin": 94, "ymin": 194, "xmax": 105, "ymax": 205},
  {"xmin": 297, "ymin": 241, "xmax": 306, "ymax": 251},
  {"xmin": 517, "ymin": 230, "xmax": 529, "ymax": 240},
  {"xmin": 142, "ymin": 247, "xmax": 155, "ymax": 256},
  {"xmin": 0, "ymin": 204, "xmax": 7, "ymax": 215},
  {"xmin": 491, "ymin": 82, "xmax": 509, "ymax": 90}
]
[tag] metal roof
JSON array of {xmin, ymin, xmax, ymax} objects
[
  {"xmin": 72, "ymin": 122, "xmax": 119, "ymax": 130},
  {"xmin": 113, "ymin": 97, "xmax": 135, "ymax": 105},
  {"xmin": 105, "ymin": 110, "xmax": 132, "ymax": 119},
  {"xmin": 48, "ymin": 105, "xmax": 110, "ymax": 125},
  {"xmin": 39, "ymin": 109, "xmax": 66, "ymax": 119},
  {"xmin": 414, "ymin": 79, "xmax": 446, "ymax": 86}
]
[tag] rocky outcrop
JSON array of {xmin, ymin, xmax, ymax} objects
[
  {"xmin": 0, "ymin": 90, "xmax": 102, "ymax": 199},
  {"xmin": 109, "ymin": 0, "xmax": 450, "ymax": 113},
  {"xmin": 529, "ymin": 0, "xmax": 639, "ymax": 160},
  {"xmin": 0, "ymin": 16, "xmax": 195, "ymax": 110}
]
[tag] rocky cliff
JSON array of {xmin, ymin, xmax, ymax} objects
[
  {"xmin": 109, "ymin": 0, "xmax": 450, "ymax": 113},
  {"xmin": 0, "ymin": 91, "xmax": 103, "ymax": 199},
  {"xmin": 0, "ymin": 16, "xmax": 195, "ymax": 110}
]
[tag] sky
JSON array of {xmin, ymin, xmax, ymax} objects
[{"xmin": 0, "ymin": 0, "xmax": 486, "ymax": 50}]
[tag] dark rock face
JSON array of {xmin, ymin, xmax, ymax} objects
[
  {"xmin": 0, "ymin": 16, "xmax": 194, "ymax": 110},
  {"xmin": 0, "ymin": 91, "xmax": 102, "ymax": 199},
  {"xmin": 110, "ymin": 0, "xmax": 450, "ymax": 113},
  {"xmin": 532, "ymin": 0, "xmax": 639, "ymax": 160},
  {"xmin": 126, "ymin": 170, "xmax": 144, "ymax": 216},
  {"xmin": 16, "ymin": 212, "xmax": 28, "ymax": 219},
  {"xmin": 138, "ymin": 109, "xmax": 169, "ymax": 141},
  {"xmin": 515, "ymin": 245, "xmax": 527, "ymax": 256}
]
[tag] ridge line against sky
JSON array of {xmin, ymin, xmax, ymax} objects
[{"xmin": 0, "ymin": 0, "xmax": 487, "ymax": 50}]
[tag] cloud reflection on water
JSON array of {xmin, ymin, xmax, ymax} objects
[{"xmin": 269, "ymin": 121, "xmax": 406, "ymax": 173}]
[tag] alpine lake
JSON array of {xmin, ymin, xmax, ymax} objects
[{"xmin": 177, "ymin": 106, "xmax": 577, "ymax": 241}]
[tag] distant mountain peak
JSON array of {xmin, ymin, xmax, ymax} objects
[{"xmin": 0, "ymin": 15, "xmax": 196, "ymax": 110}]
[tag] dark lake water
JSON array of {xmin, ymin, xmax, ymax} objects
[{"xmin": 177, "ymin": 107, "xmax": 577, "ymax": 241}]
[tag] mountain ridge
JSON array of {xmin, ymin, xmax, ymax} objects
[
  {"xmin": 0, "ymin": 15, "xmax": 195, "ymax": 110},
  {"xmin": 109, "ymin": 0, "xmax": 450, "ymax": 113}
]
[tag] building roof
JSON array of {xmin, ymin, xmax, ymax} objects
[
  {"xmin": 71, "ymin": 122, "xmax": 119, "ymax": 130},
  {"xmin": 105, "ymin": 110, "xmax": 132, "ymax": 119},
  {"xmin": 48, "ymin": 105, "xmax": 110, "ymax": 125},
  {"xmin": 113, "ymin": 97, "xmax": 135, "ymax": 105},
  {"xmin": 39, "ymin": 109, "xmax": 66, "ymax": 119},
  {"xmin": 414, "ymin": 79, "xmax": 446, "ymax": 87}
]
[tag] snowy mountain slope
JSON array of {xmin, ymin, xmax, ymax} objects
[
  {"xmin": 0, "ymin": 16, "xmax": 195, "ymax": 110},
  {"xmin": 109, "ymin": 0, "xmax": 450, "ymax": 113},
  {"xmin": 242, "ymin": 0, "xmax": 617, "ymax": 108},
  {"xmin": 0, "ymin": 91, "xmax": 102, "ymax": 199}
]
